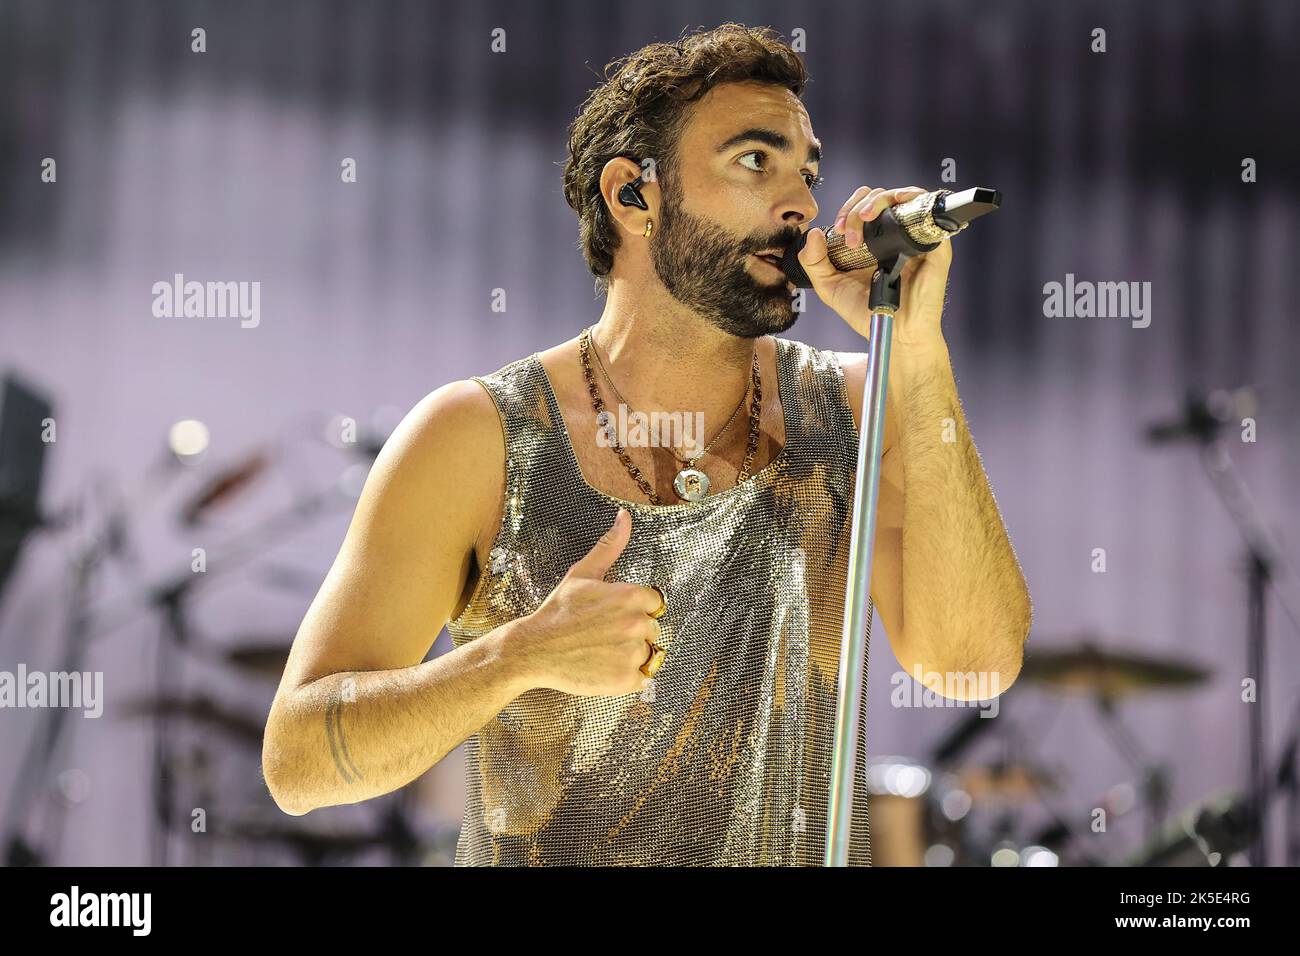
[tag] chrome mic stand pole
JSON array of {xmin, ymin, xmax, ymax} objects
[{"xmin": 825, "ymin": 255, "xmax": 909, "ymax": 867}]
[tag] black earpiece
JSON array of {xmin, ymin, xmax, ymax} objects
[{"xmin": 618, "ymin": 176, "xmax": 649, "ymax": 210}]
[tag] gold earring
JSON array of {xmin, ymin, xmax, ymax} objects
[{"xmin": 643, "ymin": 218, "xmax": 654, "ymax": 238}]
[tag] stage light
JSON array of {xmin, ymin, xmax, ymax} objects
[
  {"xmin": 991, "ymin": 845, "xmax": 1020, "ymax": 867},
  {"xmin": 1021, "ymin": 845, "xmax": 1059, "ymax": 867},
  {"xmin": 941, "ymin": 788, "xmax": 973, "ymax": 821},
  {"xmin": 168, "ymin": 418, "xmax": 210, "ymax": 460},
  {"xmin": 925, "ymin": 844, "xmax": 955, "ymax": 867}
]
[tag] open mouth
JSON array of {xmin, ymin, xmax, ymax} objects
[{"xmin": 752, "ymin": 253, "xmax": 784, "ymax": 274}]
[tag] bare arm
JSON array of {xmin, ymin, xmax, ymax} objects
[
  {"xmin": 889, "ymin": 341, "xmax": 1031, "ymax": 693},
  {"xmin": 839, "ymin": 344, "xmax": 1031, "ymax": 700},
  {"xmin": 263, "ymin": 629, "xmax": 537, "ymax": 816},
  {"xmin": 261, "ymin": 379, "xmax": 522, "ymax": 815}
]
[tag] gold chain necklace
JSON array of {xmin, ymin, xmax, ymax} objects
[
  {"xmin": 587, "ymin": 326, "xmax": 751, "ymax": 466},
  {"xmin": 578, "ymin": 326, "xmax": 762, "ymax": 504}
]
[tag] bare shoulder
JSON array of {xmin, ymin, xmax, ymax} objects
[
  {"xmin": 369, "ymin": 377, "xmax": 505, "ymax": 548},
  {"xmin": 381, "ymin": 378, "xmax": 503, "ymax": 480},
  {"xmin": 280, "ymin": 377, "xmax": 506, "ymax": 688}
]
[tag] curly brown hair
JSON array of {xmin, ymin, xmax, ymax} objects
[{"xmin": 562, "ymin": 23, "xmax": 808, "ymax": 295}]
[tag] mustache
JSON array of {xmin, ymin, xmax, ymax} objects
[{"xmin": 748, "ymin": 230, "xmax": 803, "ymax": 255}]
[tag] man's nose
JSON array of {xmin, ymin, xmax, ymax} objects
[{"xmin": 779, "ymin": 188, "xmax": 817, "ymax": 229}]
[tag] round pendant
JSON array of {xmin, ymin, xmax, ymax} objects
[{"xmin": 673, "ymin": 468, "xmax": 710, "ymax": 502}]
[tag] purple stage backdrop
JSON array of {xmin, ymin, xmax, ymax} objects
[{"xmin": 1, "ymin": 0, "xmax": 1298, "ymax": 866}]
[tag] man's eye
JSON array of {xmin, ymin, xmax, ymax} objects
[{"xmin": 739, "ymin": 150, "xmax": 823, "ymax": 191}]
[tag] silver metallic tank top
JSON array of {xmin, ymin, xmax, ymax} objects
[{"xmin": 446, "ymin": 335, "xmax": 872, "ymax": 866}]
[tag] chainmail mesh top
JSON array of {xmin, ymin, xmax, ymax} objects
[{"xmin": 446, "ymin": 335, "xmax": 872, "ymax": 866}]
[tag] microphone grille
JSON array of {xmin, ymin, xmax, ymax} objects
[
  {"xmin": 821, "ymin": 189, "xmax": 957, "ymax": 273},
  {"xmin": 822, "ymin": 227, "xmax": 879, "ymax": 272},
  {"xmin": 890, "ymin": 189, "xmax": 959, "ymax": 244}
]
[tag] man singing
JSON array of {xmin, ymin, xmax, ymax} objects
[{"xmin": 262, "ymin": 22, "xmax": 1031, "ymax": 866}]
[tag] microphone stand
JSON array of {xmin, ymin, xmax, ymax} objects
[
  {"xmin": 1198, "ymin": 437, "xmax": 1280, "ymax": 866},
  {"xmin": 784, "ymin": 188, "xmax": 998, "ymax": 866},
  {"xmin": 825, "ymin": 255, "xmax": 909, "ymax": 867}
]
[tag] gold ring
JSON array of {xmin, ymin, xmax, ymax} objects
[
  {"xmin": 649, "ymin": 585, "xmax": 666, "ymax": 619},
  {"xmin": 640, "ymin": 641, "xmax": 667, "ymax": 677}
]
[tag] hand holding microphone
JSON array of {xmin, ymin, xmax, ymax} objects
[
  {"xmin": 780, "ymin": 185, "xmax": 1001, "ymax": 286},
  {"xmin": 786, "ymin": 185, "xmax": 999, "ymax": 346}
]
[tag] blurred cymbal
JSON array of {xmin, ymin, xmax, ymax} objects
[
  {"xmin": 180, "ymin": 450, "xmax": 269, "ymax": 526},
  {"xmin": 1020, "ymin": 641, "xmax": 1209, "ymax": 697}
]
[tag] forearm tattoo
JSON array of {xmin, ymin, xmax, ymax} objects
[{"xmin": 325, "ymin": 674, "xmax": 364, "ymax": 784}]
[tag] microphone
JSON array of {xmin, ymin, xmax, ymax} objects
[{"xmin": 779, "ymin": 186, "xmax": 1001, "ymax": 288}]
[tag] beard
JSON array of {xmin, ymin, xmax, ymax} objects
[{"xmin": 650, "ymin": 189, "xmax": 803, "ymax": 339}]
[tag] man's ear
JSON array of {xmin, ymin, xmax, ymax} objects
[{"xmin": 600, "ymin": 157, "xmax": 659, "ymax": 235}]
